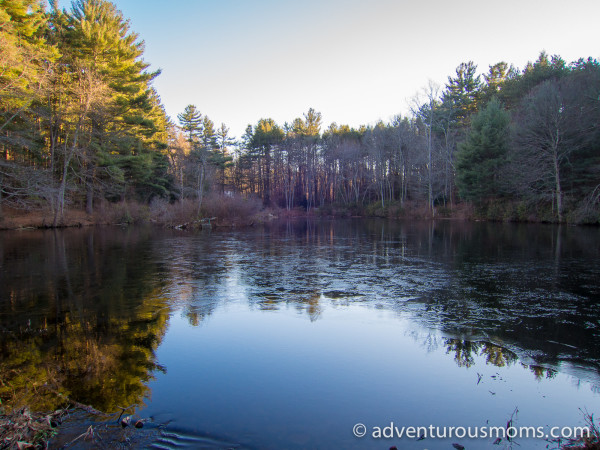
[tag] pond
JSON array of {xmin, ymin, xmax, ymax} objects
[{"xmin": 0, "ymin": 219, "xmax": 599, "ymax": 449}]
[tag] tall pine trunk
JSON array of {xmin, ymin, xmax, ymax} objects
[
  {"xmin": 54, "ymin": 125, "xmax": 80, "ymax": 227},
  {"xmin": 263, "ymin": 146, "xmax": 271, "ymax": 206},
  {"xmin": 85, "ymin": 167, "xmax": 94, "ymax": 214},
  {"xmin": 54, "ymin": 154, "xmax": 70, "ymax": 227},
  {"xmin": 0, "ymin": 174, "xmax": 3, "ymax": 221}
]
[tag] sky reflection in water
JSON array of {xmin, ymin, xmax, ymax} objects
[
  {"xmin": 141, "ymin": 219, "xmax": 600, "ymax": 449},
  {"xmin": 146, "ymin": 300, "xmax": 597, "ymax": 449},
  {"xmin": 0, "ymin": 219, "xmax": 599, "ymax": 449}
]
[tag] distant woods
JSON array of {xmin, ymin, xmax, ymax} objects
[
  {"xmin": 160, "ymin": 54, "xmax": 600, "ymax": 224},
  {"xmin": 2, "ymin": 0, "xmax": 599, "ymax": 224}
]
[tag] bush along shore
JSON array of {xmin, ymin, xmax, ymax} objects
[
  {"xmin": 2, "ymin": 196, "xmax": 598, "ymax": 232},
  {"xmin": 0, "ymin": 195, "xmax": 275, "ymax": 230}
]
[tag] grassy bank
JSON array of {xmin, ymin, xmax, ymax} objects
[
  {"xmin": 0, "ymin": 194, "xmax": 272, "ymax": 230},
  {"xmin": 1, "ymin": 196, "xmax": 599, "ymax": 231},
  {"xmin": 313, "ymin": 199, "xmax": 599, "ymax": 224}
]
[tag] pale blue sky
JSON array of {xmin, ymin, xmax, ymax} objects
[{"xmin": 59, "ymin": 0, "xmax": 600, "ymax": 138}]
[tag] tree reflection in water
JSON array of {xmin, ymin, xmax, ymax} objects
[
  {"xmin": 1, "ymin": 219, "xmax": 598, "ymax": 415},
  {"xmin": 0, "ymin": 228, "xmax": 171, "ymax": 413}
]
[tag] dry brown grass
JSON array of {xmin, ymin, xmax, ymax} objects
[
  {"xmin": 0, "ymin": 193, "xmax": 267, "ymax": 230},
  {"xmin": 200, "ymin": 193, "xmax": 263, "ymax": 226},
  {"xmin": 560, "ymin": 412, "xmax": 600, "ymax": 450},
  {"xmin": 94, "ymin": 200, "xmax": 151, "ymax": 225},
  {"xmin": 147, "ymin": 194, "xmax": 264, "ymax": 228},
  {"xmin": 0, "ymin": 207, "xmax": 93, "ymax": 229},
  {"xmin": 0, "ymin": 408, "xmax": 67, "ymax": 449}
]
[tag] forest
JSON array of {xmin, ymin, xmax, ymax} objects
[{"xmin": 1, "ymin": 0, "xmax": 600, "ymax": 226}]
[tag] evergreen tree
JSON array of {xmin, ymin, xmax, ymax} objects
[
  {"xmin": 0, "ymin": 0, "xmax": 54, "ymax": 218},
  {"xmin": 1, "ymin": 0, "xmax": 171, "ymax": 217},
  {"xmin": 500, "ymin": 52, "xmax": 567, "ymax": 108},
  {"xmin": 303, "ymin": 107, "xmax": 322, "ymax": 137},
  {"xmin": 0, "ymin": 0, "xmax": 54, "ymax": 135},
  {"xmin": 214, "ymin": 123, "xmax": 234, "ymax": 193},
  {"xmin": 201, "ymin": 116, "xmax": 216, "ymax": 150},
  {"xmin": 456, "ymin": 98, "xmax": 510, "ymax": 204},
  {"xmin": 442, "ymin": 61, "xmax": 482, "ymax": 128},
  {"xmin": 251, "ymin": 118, "xmax": 283, "ymax": 205},
  {"xmin": 177, "ymin": 104, "xmax": 202, "ymax": 144},
  {"xmin": 59, "ymin": 0, "xmax": 166, "ymax": 210},
  {"xmin": 481, "ymin": 62, "xmax": 511, "ymax": 105}
]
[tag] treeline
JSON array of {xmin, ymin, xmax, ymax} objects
[
  {"xmin": 2, "ymin": 0, "xmax": 600, "ymax": 224},
  {"xmin": 163, "ymin": 54, "xmax": 600, "ymax": 224},
  {"xmin": 1, "ymin": 0, "xmax": 171, "ymax": 225},
  {"xmin": 198, "ymin": 55, "xmax": 597, "ymax": 223}
]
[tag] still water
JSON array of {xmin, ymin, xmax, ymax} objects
[{"xmin": 0, "ymin": 219, "xmax": 599, "ymax": 449}]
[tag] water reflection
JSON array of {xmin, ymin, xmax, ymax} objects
[
  {"xmin": 0, "ymin": 219, "xmax": 599, "ymax": 425},
  {"xmin": 160, "ymin": 219, "xmax": 600, "ymax": 380},
  {"xmin": 0, "ymin": 228, "xmax": 171, "ymax": 412}
]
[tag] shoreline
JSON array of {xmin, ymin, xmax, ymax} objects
[
  {"xmin": 0, "ymin": 211, "xmax": 595, "ymax": 232},
  {"xmin": 1, "ymin": 205, "xmax": 597, "ymax": 231}
]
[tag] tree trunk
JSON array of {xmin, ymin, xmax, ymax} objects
[
  {"xmin": 554, "ymin": 225, "xmax": 562, "ymax": 278},
  {"xmin": 264, "ymin": 146, "xmax": 271, "ymax": 206},
  {"xmin": 0, "ymin": 175, "xmax": 3, "ymax": 221},
  {"xmin": 54, "ymin": 128, "xmax": 80, "ymax": 227},
  {"xmin": 54, "ymin": 157, "xmax": 69, "ymax": 227},
  {"xmin": 554, "ymin": 153, "xmax": 563, "ymax": 222},
  {"xmin": 197, "ymin": 164, "xmax": 205, "ymax": 212},
  {"xmin": 221, "ymin": 164, "xmax": 226, "ymax": 195},
  {"xmin": 86, "ymin": 169, "xmax": 94, "ymax": 215},
  {"xmin": 180, "ymin": 166, "xmax": 184, "ymax": 202}
]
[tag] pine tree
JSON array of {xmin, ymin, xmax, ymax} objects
[
  {"xmin": 442, "ymin": 61, "xmax": 482, "ymax": 128},
  {"xmin": 65, "ymin": 0, "xmax": 165, "ymax": 209},
  {"xmin": 177, "ymin": 104, "xmax": 202, "ymax": 144},
  {"xmin": 0, "ymin": 0, "xmax": 57, "ymax": 218},
  {"xmin": 456, "ymin": 98, "xmax": 510, "ymax": 204},
  {"xmin": 201, "ymin": 116, "xmax": 216, "ymax": 150},
  {"xmin": 251, "ymin": 118, "xmax": 283, "ymax": 205},
  {"xmin": 0, "ymin": 0, "xmax": 54, "ymax": 133},
  {"xmin": 500, "ymin": 52, "xmax": 567, "ymax": 109},
  {"xmin": 214, "ymin": 123, "xmax": 234, "ymax": 193},
  {"xmin": 481, "ymin": 62, "xmax": 511, "ymax": 105}
]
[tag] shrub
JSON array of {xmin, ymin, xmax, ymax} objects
[
  {"xmin": 200, "ymin": 193, "xmax": 262, "ymax": 224},
  {"xmin": 95, "ymin": 200, "xmax": 150, "ymax": 224}
]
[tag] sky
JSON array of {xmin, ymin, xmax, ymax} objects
[{"xmin": 57, "ymin": 0, "xmax": 600, "ymax": 139}]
